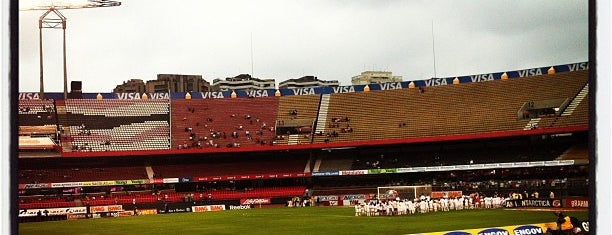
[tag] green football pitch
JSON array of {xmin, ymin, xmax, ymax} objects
[{"xmin": 18, "ymin": 207, "xmax": 588, "ymax": 235}]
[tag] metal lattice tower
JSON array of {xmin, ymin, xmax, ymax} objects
[{"xmin": 21, "ymin": 0, "xmax": 122, "ymax": 99}]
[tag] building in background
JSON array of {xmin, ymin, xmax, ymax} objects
[
  {"xmin": 113, "ymin": 74, "xmax": 211, "ymax": 93},
  {"xmin": 150, "ymin": 74, "xmax": 211, "ymax": 93},
  {"xmin": 278, "ymin": 76, "xmax": 340, "ymax": 89},
  {"xmin": 351, "ymin": 71, "xmax": 402, "ymax": 85},
  {"xmin": 212, "ymin": 74, "xmax": 276, "ymax": 91},
  {"xmin": 113, "ymin": 79, "xmax": 146, "ymax": 93}
]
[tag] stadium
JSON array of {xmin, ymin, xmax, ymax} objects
[{"xmin": 17, "ymin": 61, "xmax": 591, "ymax": 234}]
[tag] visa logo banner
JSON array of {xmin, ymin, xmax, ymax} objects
[
  {"xmin": 200, "ymin": 91, "xmax": 225, "ymax": 99},
  {"xmin": 244, "ymin": 90, "xmax": 271, "ymax": 97},
  {"xmin": 470, "ymin": 74, "xmax": 495, "ymax": 82},
  {"xmin": 332, "ymin": 86, "xmax": 356, "ymax": 93},
  {"xmin": 566, "ymin": 62, "xmax": 588, "ymax": 72},
  {"xmin": 517, "ymin": 69, "xmax": 543, "ymax": 77},
  {"xmin": 292, "ymin": 88, "xmax": 316, "ymax": 95},
  {"xmin": 116, "ymin": 93, "xmax": 169, "ymax": 99},
  {"xmin": 424, "ymin": 78, "xmax": 449, "ymax": 87},
  {"xmin": 19, "ymin": 92, "xmax": 41, "ymax": 100}
]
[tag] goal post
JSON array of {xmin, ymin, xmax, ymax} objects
[{"xmin": 377, "ymin": 185, "xmax": 432, "ymax": 201}]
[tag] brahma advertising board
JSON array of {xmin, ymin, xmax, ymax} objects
[
  {"xmin": 564, "ymin": 197, "xmax": 588, "ymax": 208},
  {"xmin": 191, "ymin": 205, "xmax": 226, "ymax": 213}
]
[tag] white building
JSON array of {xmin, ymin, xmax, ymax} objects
[
  {"xmin": 212, "ymin": 74, "xmax": 276, "ymax": 91},
  {"xmin": 351, "ymin": 71, "xmax": 402, "ymax": 85}
]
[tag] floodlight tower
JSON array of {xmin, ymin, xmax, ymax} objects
[{"xmin": 21, "ymin": 0, "xmax": 121, "ymax": 100}]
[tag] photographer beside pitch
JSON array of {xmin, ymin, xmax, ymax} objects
[{"xmin": 547, "ymin": 211, "xmax": 587, "ymax": 235}]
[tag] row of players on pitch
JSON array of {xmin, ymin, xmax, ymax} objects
[{"xmin": 354, "ymin": 195, "xmax": 508, "ymax": 216}]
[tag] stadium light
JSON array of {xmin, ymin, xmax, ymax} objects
[{"xmin": 21, "ymin": 0, "xmax": 121, "ymax": 100}]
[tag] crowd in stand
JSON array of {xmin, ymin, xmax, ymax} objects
[
  {"xmin": 19, "ymin": 104, "xmax": 55, "ymax": 120},
  {"xmin": 323, "ymin": 116, "xmax": 353, "ymax": 142},
  {"xmin": 177, "ymin": 107, "xmax": 276, "ymax": 149}
]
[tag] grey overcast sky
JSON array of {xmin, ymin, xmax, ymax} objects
[{"xmin": 18, "ymin": 0, "xmax": 588, "ymax": 92}]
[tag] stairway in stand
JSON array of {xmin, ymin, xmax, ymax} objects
[
  {"xmin": 288, "ymin": 134, "xmax": 299, "ymax": 145},
  {"xmin": 314, "ymin": 94, "xmax": 330, "ymax": 134},
  {"xmin": 523, "ymin": 118, "xmax": 541, "ymax": 130},
  {"xmin": 56, "ymin": 103, "xmax": 72, "ymax": 152},
  {"xmin": 561, "ymin": 83, "xmax": 589, "ymax": 116}
]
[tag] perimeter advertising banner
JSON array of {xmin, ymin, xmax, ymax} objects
[
  {"xmin": 191, "ymin": 205, "xmax": 226, "ymax": 213},
  {"xmin": 159, "ymin": 206, "xmax": 192, "ymax": 214},
  {"xmin": 35, "ymin": 179, "xmax": 150, "ymax": 189},
  {"xmin": 506, "ymin": 199, "xmax": 562, "ymax": 208},
  {"xmin": 339, "ymin": 170, "xmax": 368, "ymax": 176},
  {"xmin": 367, "ymin": 168, "xmax": 397, "ymax": 174},
  {"xmin": 18, "ymin": 207, "xmax": 87, "ymax": 217},
  {"xmin": 564, "ymin": 197, "xmax": 588, "ymax": 208},
  {"xmin": 342, "ymin": 194, "xmax": 367, "ymax": 206},
  {"xmin": 431, "ymin": 191, "xmax": 463, "ymax": 199},
  {"xmin": 407, "ymin": 223, "xmax": 555, "ymax": 235},
  {"xmin": 19, "ymin": 183, "xmax": 51, "ymax": 189},
  {"xmin": 311, "ymin": 171, "xmax": 340, "ymax": 177},
  {"xmin": 317, "ymin": 195, "xmax": 339, "ymax": 202},
  {"xmin": 240, "ymin": 198, "xmax": 271, "ymax": 205},
  {"xmin": 89, "ymin": 205, "xmax": 123, "ymax": 213},
  {"xmin": 227, "ymin": 205, "xmax": 252, "ymax": 210},
  {"xmin": 194, "ymin": 172, "xmax": 311, "ymax": 182},
  {"xmin": 136, "ymin": 209, "xmax": 158, "ymax": 216}
]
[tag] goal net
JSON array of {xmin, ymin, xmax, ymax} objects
[{"xmin": 377, "ymin": 185, "xmax": 432, "ymax": 201}]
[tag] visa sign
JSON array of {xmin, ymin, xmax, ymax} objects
[
  {"xmin": 424, "ymin": 78, "xmax": 448, "ymax": 87},
  {"xmin": 332, "ymin": 86, "xmax": 355, "ymax": 93},
  {"xmin": 245, "ymin": 90, "xmax": 269, "ymax": 97},
  {"xmin": 116, "ymin": 93, "xmax": 169, "ymax": 99},
  {"xmin": 19, "ymin": 92, "xmax": 41, "ymax": 100},
  {"xmin": 470, "ymin": 74, "xmax": 495, "ymax": 82},
  {"xmin": 292, "ymin": 88, "xmax": 316, "ymax": 95},
  {"xmin": 567, "ymin": 62, "xmax": 588, "ymax": 72}
]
